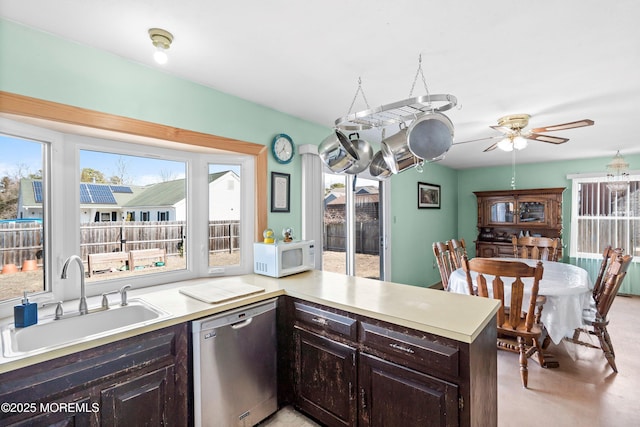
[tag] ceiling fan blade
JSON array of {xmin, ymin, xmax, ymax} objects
[
  {"xmin": 526, "ymin": 133, "xmax": 569, "ymax": 144},
  {"xmin": 483, "ymin": 142, "xmax": 499, "ymax": 152},
  {"xmin": 452, "ymin": 135, "xmax": 501, "ymax": 145},
  {"xmin": 530, "ymin": 119, "xmax": 594, "ymax": 133}
]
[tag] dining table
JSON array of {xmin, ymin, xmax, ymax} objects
[{"xmin": 448, "ymin": 258, "xmax": 593, "ymax": 360}]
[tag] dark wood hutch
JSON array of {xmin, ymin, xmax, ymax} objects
[{"xmin": 473, "ymin": 187, "xmax": 565, "ymax": 259}]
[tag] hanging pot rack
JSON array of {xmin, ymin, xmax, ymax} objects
[
  {"xmin": 334, "ymin": 54, "xmax": 458, "ymax": 131},
  {"xmin": 321, "ymin": 55, "xmax": 459, "ymax": 179},
  {"xmin": 334, "ymin": 93, "xmax": 458, "ymax": 131}
]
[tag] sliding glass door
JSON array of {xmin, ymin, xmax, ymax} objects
[{"xmin": 323, "ymin": 173, "xmax": 385, "ymax": 279}]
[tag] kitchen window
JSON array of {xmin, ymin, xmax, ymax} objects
[
  {"xmin": 0, "ymin": 117, "xmax": 255, "ymax": 317},
  {"xmin": 208, "ymin": 163, "xmax": 243, "ymax": 269},
  {"xmin": 570, "ymin": 175, "xmax": 640, "ymax": 259},
  {"xmin": 78, "ymin": 147, "xmax": 188, "ymax": 281},
  {"xmin": 0, "ymin": 131, "xmax": 48, "ymax": 303}
]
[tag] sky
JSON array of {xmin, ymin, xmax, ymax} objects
[{"xmin": 1, "ymin": 134, "xmax": 238, "ymax": 186}]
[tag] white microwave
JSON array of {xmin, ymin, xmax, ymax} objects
[{"xmin": 253, "ymin": 240, "xmax": 315, "ymax": 278}]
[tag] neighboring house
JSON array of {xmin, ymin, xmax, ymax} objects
[
  {"xmin": 16, "ymin": 171, "xmax": 240, "ymax": 222},
  {"xmin": 16, "ymin": 178, "xmax": 147, "ymax": 222},
  {"xmin": 324, "ymin": 186, "xmax": 379, "ymax": 223}
]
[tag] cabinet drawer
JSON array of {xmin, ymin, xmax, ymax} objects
[
  {"xmin": 360, "ymin": 322, "xmax": 459, "ymax": 377},
  {"xmin": 294, "ymin": 302, "xmax": 357, "ymax": 341}
]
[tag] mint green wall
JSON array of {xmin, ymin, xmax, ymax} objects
[
  {"xmin": 0, "ymin": 18, "xmax": 330, "ymax": 238},
  {"xmin": 389, "ymin": 162, "xmax": 458, "ymax": 287},
  {"xmin": 457, "ymin": 156, "xmax": 640, "ymax": 295}
]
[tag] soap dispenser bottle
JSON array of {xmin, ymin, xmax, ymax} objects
[{"xmin": 14, "ymin": 291, "xmax": 38, "ymax": 328}]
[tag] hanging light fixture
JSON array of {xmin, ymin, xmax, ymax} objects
[
  {"xmin": 606, "ymin": 151, "xmax": 629, "ymax": 194},
  {"xmin": 148, "ymin": 28, "xmax": 173, "ymax": 65},
  {"xmin": 497, "ymin": 134, "xmax": 528, "ymax": 152}
]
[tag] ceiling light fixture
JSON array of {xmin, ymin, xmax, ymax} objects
[
  {"xmin": 497, "ymin": 134, "xmax": 528, "ymax": 152},
  {"xmin": 606, "ymin": 150, "xmax": 630, "ymax": 194},
  {"xmin": 148, "ymin": 28, "xmax": 173, "ymax": 65}
]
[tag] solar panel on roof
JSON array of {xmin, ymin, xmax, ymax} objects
[
  {"xmin": 87, "ymin": 184, "xmax": 117, "ymax": 204},
  {"xmin": 32, "ymin": 181, "xmax": 43, "ymax": 203},
  {"xmin": 110, "ymin": 185, "xmax": 133, "ymax": 193},
  {"xmin": 79, "ymin": 184, "xmax": 92, "ymax": 203}
]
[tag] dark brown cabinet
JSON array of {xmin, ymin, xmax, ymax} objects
[
  {"xmin": 359, "ymin": 353, "xmax": 458, "ymax": 427},
  {"xmin": 100, "ymin": 366, "xmax": 176, "ymax": 426},
  {"xmin": 294, "ymin": 328, "xmax": 357, "ymax": 426},
  {"xmin": 285, "ymin": 298, "xmax": 497, "ymax": 427},
  {"xmin": 292, "ymin": 300, "xmax": 358, "ymax": 427},
  {"xmin": 0, "ymin": 324, "xmax": 188, "ymax": 427},
  {"xmin": 474, "ymin": 188, "xmax": 565, "ymax": 259}
]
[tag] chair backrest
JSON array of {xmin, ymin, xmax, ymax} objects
[
  {"xmin": 592, "ymin": 246, "xmax": 623, "ymax": 301},
  {"xmin": 461, "ymin": 256, "xmax": 544, "ymax": 332},
  {"xmin": 450, "ymin": 238, "xmax": 467, "ymax": 269},
  {"xmin": 433, "ymin": 241, "xmax": 456, "ymax": 290},
  {"xmin": 595, "ymin": 253, "xmax": 633, "ymax": 319},
  {"xmin": 511, "ymin": 235, "xmax": 560, "ymax": 261}
]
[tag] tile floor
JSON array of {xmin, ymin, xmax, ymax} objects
[
  {"xmin": 261, "ymin": 295, "xmax": 639, "ymax": 427},
  {"xmin": 259, "ymin": 405, "xmax": 320, "ymax": 427}
]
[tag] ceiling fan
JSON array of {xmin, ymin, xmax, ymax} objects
[{"xmin": 455, "ymin": 114, "xmax": 594, "ymax": 152}]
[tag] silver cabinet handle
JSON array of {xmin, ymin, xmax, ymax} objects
[
  {"xmin": 389, "ymin": 343, "xmax": 415, "ymax": 354},
  {"xmin": 311, "ymin": 317, "xmax": 328, "ymax": 326}
]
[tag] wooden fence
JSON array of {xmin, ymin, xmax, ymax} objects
[
  {"xmin": 0, "ymin": 220, "xmax": 240, "ymax": 267},
  {"xmin": 0, "ymin": 222, "xmax": 43, "ymax": 266},
  {"xmin": 324, "ymin": 221, "xmax": 380, "ymax": 255}
]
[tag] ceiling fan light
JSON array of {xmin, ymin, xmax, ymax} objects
[
  {"xmin": 513, "ymin": 136, "xmax": 528, "ymax": 150},
  {"xmin": 497, "ymin": 138, "xmax": 513, "ymax": 152}
]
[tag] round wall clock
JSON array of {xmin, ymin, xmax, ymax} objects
[{"xmin": 271, "ymin": 133, "xmax": 295, "ymax": 164}]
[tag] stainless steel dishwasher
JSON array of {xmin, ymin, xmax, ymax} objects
[{"xmin": 192, "ymin": 298, "xmax": 278, "ymax": 427}]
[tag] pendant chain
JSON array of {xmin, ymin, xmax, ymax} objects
[
  {"xmin": 408, "ymin": 54, "xmax": 431, "ymax": 100},
  {"xmin": 347, "ymin": 77, "xmax": 371, "ymax": 115}
]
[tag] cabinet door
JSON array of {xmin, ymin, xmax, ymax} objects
[
  {"xmin": 476, "ymin": 243, "xmax": 498, "ymax": 258},
  {"xmin": 294, "ymin": 328, "xmax": 357, "ymax": 427},
  {"xmin": 485, "ymin": 199, "xmax": 516, "ymax": 225},
  {"xmin": 100, "ymin": 366, "xmax": 176, "ymax": 427},
  {"xmin": 517, "ymin": 199, "xmax": 548, "ymax": 226},
  {"xmin": 359, "ymin": 353, "xmax": 458, "ymax": 427}
]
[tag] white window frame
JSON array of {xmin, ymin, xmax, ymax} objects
[
  {"xmin": 0, "ymin": 118, "xmax": 255, "ymax": 318},
  {"xmin": 569, "ymin": 172, "xmax": 640, "ymax": 260}
]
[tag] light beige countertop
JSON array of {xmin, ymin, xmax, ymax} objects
[{"xmin": 0, "ymin": 270, "xmax": 499, "ymax": 374}]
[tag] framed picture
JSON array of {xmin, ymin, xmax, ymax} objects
[
  {"xmin": 271, "ymin": 172, "xmax": 290, "ymax": 212},
  {"xmin": 418, "ymin": 182, "xmax": 441, "ymax": 209}
]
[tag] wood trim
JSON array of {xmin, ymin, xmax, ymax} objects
[{"xmin": 0, "ymin": 91, "xmax": 267, "ymax": 241}]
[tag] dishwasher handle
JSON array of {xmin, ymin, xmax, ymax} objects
[{"xmin": 231, "ymin": 317, "xmax": 253, "ymax": 329}]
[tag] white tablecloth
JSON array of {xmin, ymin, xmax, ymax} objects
[{"xmin": 448, "ymin": 259, "xmax": 592, "ymax": 344}]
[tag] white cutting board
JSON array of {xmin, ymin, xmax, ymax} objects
[{"xmin": 179, "ymin": 280, "xmax": 265, "ymax": 304}]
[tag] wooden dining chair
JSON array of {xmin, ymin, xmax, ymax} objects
[
  {"xmin": 567, "ymin": 253, "xmax": 633, "ymax": 373},
  {"xmin": 591, "ymin": 245, "xmax": 623, "ymax": 303},
  {"xmin": 449, "ymin": 238, "xmax": 467, "ymax": 269},
  {"xmin": 511, "ymin": 235, "xmax": 559, "ymax": 324},
  {"xmin": 433, "ymin": 241, "xmax": 456, "ymax": 291},
  {"xmin": 511, "ymin": 236, "xmax": 560, "ymax": 262},
  {"xmin": 461, "ymin": 256, "xmax": 545, "ymax": 388}
]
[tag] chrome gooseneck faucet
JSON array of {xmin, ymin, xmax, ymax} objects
[{"xmin": 61, "ymin": 255, "xmax": 88, "ymax": 315}]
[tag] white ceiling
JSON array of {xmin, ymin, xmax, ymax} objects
[{"xmin": 2, "ymin": 0, "xmax": 639, "ymax": 170}]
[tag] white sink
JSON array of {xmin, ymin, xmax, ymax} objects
[{"xmin": 1, "ymin": 298, "xmax": 171, "ymax": 358}]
